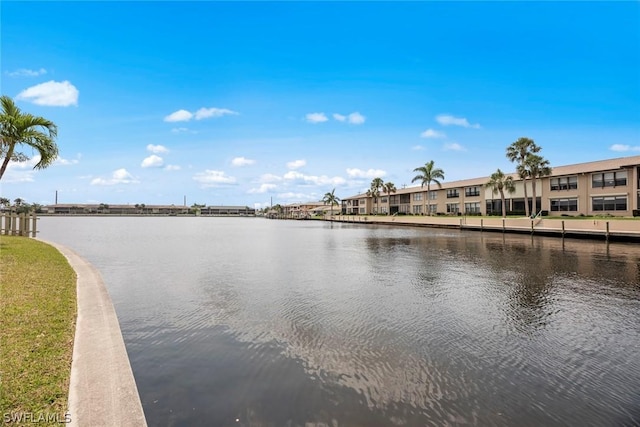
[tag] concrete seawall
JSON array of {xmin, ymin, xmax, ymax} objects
[
  {"xmin": 40, "ymin": 240, "xmax": 147, "ymax": 427},
  {"xmin": 327, "ymin": 215, "xmax": 640, "ymax": 242}
]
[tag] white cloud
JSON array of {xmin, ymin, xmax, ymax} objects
[
  {"xmin": 347, "ymin": 112, "xmax": 366, "ymax": 125},
  {"xmin": 170, "ymin": 127, "xmax": 195, "ymax": 134},
  {"xmin": 610, "ymin": 144, "xmax": 640, "ymax": 152},
  {"xmin": 412, "ymin": 145, "xmax": 425, "ymax": 151},
  {"xmin": 164, "ymin": 109, "xmax": 193, "ymax": 122},
  {"xmin": 248, "ymin": 183, "xmax": 277, "ymax": 194},
  {"xmin": 305, "ymin": 112, "xmax": 328, "ymax": 123},
  {"xmin": 3, "ymin": 171, "xmax": 35, "ymax": 183},
  {"xmin": 346, "ymin": 168, "xmax": 387, "ymax": 179},
  {"xmin": 435, "ymin": 114, "xmax": 480, "ymax": 128},
  {"xmin": 3, "ymin": 156, "xmax": 41, "ymax": 182},
  {"xmin": 164, "ymin": 164, "xmax": 181, "ymax": 171},
  {"xmin": 231, "ymin": 156, "xmax": 256, "ymax": 167},
  {"xmin": 443, "ymin": 142, "xmax": 466, "ymax": 151},
  {"xmin": 164, "ymin": 107, "xmax": 238, "ymax": 122},
  {"xmin": 193, "ymin": 170, "xmax": 237, "ymax": 187},
  {"xmin": 91, "ymin": 168, "xmax": 139, "ymax": 185},
  {"xmin": 259, "ymin": 173, "xmax": 282, "ymax": 183},
  {"xmin": 283, "ymin": 170, "xmax": 346, "ymax": 186},
  {"xmin": 7, "ymin": 68, "xmax": 47, "ymax": 77},
  {"xmin": 333, "ymin": 113, "xmax": 346, "ymax": 122},
  {"xmin": 7, "ymin": 155, "xmax": 41, "ymax": 170},
  {"xmin": 277, "ymin": 192, "xmax": 318, "ymax": 200},
  {"xmin": 16, "ymin": 80, "xmax": 79, "ymax": 106},
  {"xmin": 55, "ymin": 156, "xmax": 80, "ymax": 166},
  {"xmin": 141, "ymin": 154, "xmax": 164, "ymax": 168},
  {"xmin": 287, "ymin": 159, "xmax": 306, "ymax": 169},
  {"xmin": 194, "ymin": 107, "xmax": 238, "ymax": 120},
  {"xmin": 147, "ymin": 144, "xmax": 168, "ymax": 154},
  {"xmin": 420, "ymin": 129, "xmax": 446, "ymax": 138}
]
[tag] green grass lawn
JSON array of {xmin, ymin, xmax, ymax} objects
[{"xmin": 0, "ymin": 236, "xmax": 76, "ymax": 422}]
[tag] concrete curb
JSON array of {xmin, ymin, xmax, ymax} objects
[{"xmin": 40, "ymin": 240, "xmax": 147, "ymax": 427}]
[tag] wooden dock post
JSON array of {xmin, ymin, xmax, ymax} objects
[
  {"xmin": 606, "ymin": 221, "xmax": 610, "ymax": 242},
  {"xmin": 502, "ymin": 218, "xmax": 505, "ymax": 233},
  {"xmin": 531, "ymin": 219, "xmax": 534, "ymax": 234},
  {"xmin": 480, "ymin": 219, "xmax": 483, "ymax": 232},
  {"xmin": 31, "ymin": 213, "xmax": 38, "ymax": 237},
  {"xmin": 561, "ymin": 220, "xmax": 565, "ymax": 237},
  {"xmin": 20, "ymin": 213, "xmax": 27, "ymax": 236},
  {"xmin": 11, "ymin": 213, "xmax": 17, "ymax": 236}
]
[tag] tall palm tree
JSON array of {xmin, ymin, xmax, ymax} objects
[
  {"xmin": 485, "ymin": 169, "xmax": 516, "ymax": 218},
  {"xmin": 0, "ymin": 197, "xmax": 9, "ymax": 211},
  {"xmin": 526, "ymin": 154, "xmax": 552, "ymax": 216},
  {"xmin": 367, "ymin": 177, "xmax": 384, "ymax": 214},
  {"xmin": 383, "ymin": 182, "xmax": 397, "ymax": 215},
  {"xmin": 506, "ymin": 137, "xmax": 540, "ymax": 217},
  {"xmin": 0, "ymin": 95, "xmax": 59, "ymax": 180},
  {"xmin": 411, "ymin": 160, "xmax": 445, "ymax": 216},
  {"xmin": 322, "ymin": 188, "xmax": 341, "ymax": 216}
]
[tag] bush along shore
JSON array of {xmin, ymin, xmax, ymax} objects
[{"xmin": 0, "ymin": 236, "xmax": 76, "ymax": 424}]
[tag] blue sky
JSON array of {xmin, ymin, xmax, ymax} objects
[{"xmin": 2, "ymin": 1, "xmax": 639, "ymax": 208}]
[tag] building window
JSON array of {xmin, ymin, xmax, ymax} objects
[
  {"xmin": 592, "ymin": 171, "xmax": 627, "ymax": 188},
  {"xmin": 413, "ymin": 205, "xmax": 422, "ymax": 214},
  {"xmin": 592, "ymin": 196, "xmax": 627, "ymax": 211},
  {"xmin": 550, "ymin": 198, "xmax": 578, "ymax": 211},
  {"xmin": 551, "ymin": 176, "xmax": 578, "ymax": 191},
  {"xmin": 427, "ymin": 204, "xmax": 437, "ymax": 214},
  {"xmin": 380, "ymin": 197, "xmax": 388, "ymax": 204},
  {"xmin": 428, "ymin": 191, "xmax": 437, "ymax": 200},
  {"xmin": 400, "ymin": 204, "xmax": 410, "ymax": 213},
  {"xmin": 446, "ymin": 203, "xmax": 459, "ymax": 213},
  {"xmin": 465, "ymin": 186, "xmax": 480, "ymax": 197},
  {"xmin": 413, "ymin": 193, "xmax": 423, "ymax": 201},
  {"xmin": 390, "ymin": 195, "xmax": 399, "ymax": 204},
  {"xmin": 464, "ymin": 202, "xmax": 481, "ymax": 213},
  {"xmin": 359, "ymin": 207, "xmax": 365, "ymax": 214},
  {"xmin": 400, "ymin": 194, "xmax": 411, "ymax": 204},
  {"xmin": 380, "ymin": 206, "xmax": 388, "ymax": 214},
  {"xmin": 446, "ymin": 189, "xmax": 459, "ymax": 199}
]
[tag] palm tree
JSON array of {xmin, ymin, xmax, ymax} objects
[
  {"xmin": 411, "ymin": 160, "xmax": 445, "ymax": 215},
  {"xmin": 0, "ymin": 95, "xmax": 59, "ymax": 180},
  {"xmin": 485, "ymin": 169, "xmax": 516, "ymax": 218},
  {"xmin": 382, "ymin": 182, "xmax": 396, "ymax": 214},
  {"xmin": 526, "ymin": 154, "xmax": 552, "ymax": 216},
  {"xmin": 367, "ymin": 177, "xmax": 384, "ymax": 214},
  {"xmin": 322, "ymin": 188, "xmax": 341, "ymax": 216},
  {"xmin": 30, "ymin": 202, "xmax": 42, "ymax": 213},
  {"xmin": 506, "ymin": 137, "xmax": 540, "ymax": 217},
  {"xmin": 0, "ymin": 197, "xmax": 9, "ymax": 211}
]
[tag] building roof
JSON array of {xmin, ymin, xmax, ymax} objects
[{"xmin": 547, "ymin": 155, "xmax": 640, "ymax": 176}]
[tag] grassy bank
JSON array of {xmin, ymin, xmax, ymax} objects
[{"xmin": 0, "ymin": 236, "xmax": 76, "ymax": 421}]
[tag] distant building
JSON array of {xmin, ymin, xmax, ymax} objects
[{"xmin": 42, "ymin": 204, "xmax": 255, "ymax": 216}]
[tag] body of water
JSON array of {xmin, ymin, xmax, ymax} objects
[{"xmin": 38, "ymin": 217, "xmax": 640, "ymax": 426}]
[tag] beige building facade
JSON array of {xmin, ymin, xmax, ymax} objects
[{"xmin": 342, "ymin": 156, "xmax": 640, "ymax": 217}]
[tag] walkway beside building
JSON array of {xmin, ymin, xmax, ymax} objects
[{"xmin": 41, "ymin": 240, "xmax": 147, "ymax": 427}]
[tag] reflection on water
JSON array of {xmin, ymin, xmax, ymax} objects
[{"xmin": 39, "ymin": 218, "xmax": 640, "ymax": 426}]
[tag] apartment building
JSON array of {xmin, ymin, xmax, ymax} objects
[{"xmin": 342, "ymin": 156, "xmax": 640, "ymax": 217}]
